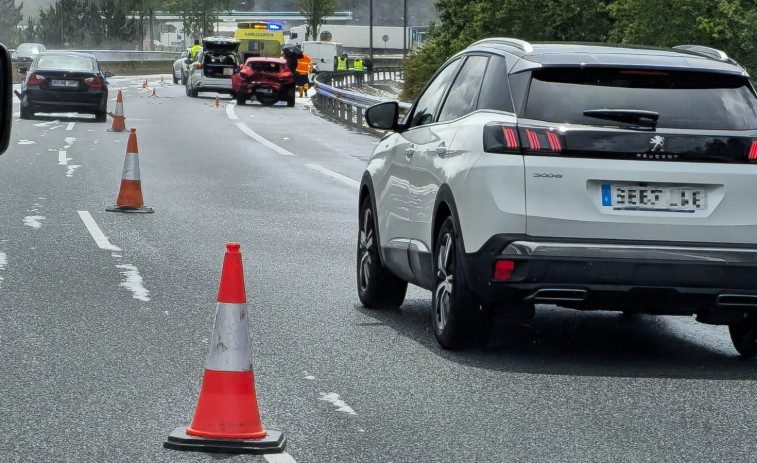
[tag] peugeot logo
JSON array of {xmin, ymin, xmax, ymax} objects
[{"xmin": 649, "ymin": 135, "xmax": 665, "ymax": 152}]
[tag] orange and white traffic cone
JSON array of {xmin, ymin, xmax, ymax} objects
[
  {"xmin": 213, "ymin": 95, "xmax": 220, "ymax": 107},
  {"xmin": 106, "ymin": 129, "xmax": 154, "ymax": 213},
  {"xmin": 143, "ymin": 79, "xmax": 148, "ymax": 89},
  {"xmin": 107, "ymin": 90, "xmax": 127, "ymax": 132},
  {"xmin": 149, "ymin": 88, "xmax": 158, "ymax": 98},
  {"xmin": 164, "ymin": 243, "xmax": 286, "ymax": 454}
]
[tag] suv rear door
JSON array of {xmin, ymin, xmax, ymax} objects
[{"xmin": 520, "ymin": 66, "xmax": 757, "ymax": 245}]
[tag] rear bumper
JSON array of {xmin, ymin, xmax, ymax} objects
[
  {"xmin": 191, "ymin": 76, "xmax": 233, "ymax": 93},
  {"xmin": 21, "ymin": 88, "xmax": 106, "ymax": 113},
  {"xmin": 464, "ymin": 235, "xmax": 757, "ymax": 319}
]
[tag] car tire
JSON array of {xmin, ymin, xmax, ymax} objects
[
  {"xmin": 729, "ymin": 320, "xmax": 757, "ymax": 357},
  {"xmin": 432, "ymin": 216, "xmax": 487, "ymax": 349},
  {"xmin": 186, "ymin": 84, "xmax": 197, "ymax": 98},
  {"xmin": 94, "ymin": 109, "xmax": 107, "ymax": 122},
  {"xmin": 257, "ymin": 94, "xmax": 277, "ymax": 106},
  {"xmin": 181, "ymin": 72, "xmax": 187, "ymax": 85},
  {"xmin": 19, "ymin": 105, "xmax": 32, "ymax": 120},
  {"xmin": 172, "ymin": 72, "xmax": 179, "ymax": 84},
  {"xmin": 236, "ymin": 95, "xmax": 246, "ymax": 106},
  {"xmin": 286, "ymin": 87, "xmax": 295, "ymax": 107},
  {"xmin": 357, "ymin": 196, "xmax": 407, "ymax": 309}
]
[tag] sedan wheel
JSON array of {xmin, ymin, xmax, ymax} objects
[
  {"xmin": 729, "ymin": 320, "xmax": 757, "ymax": 357},
  {"xmin": 356, "ymin": 196, "xmax": 407, "ymax": 308}
]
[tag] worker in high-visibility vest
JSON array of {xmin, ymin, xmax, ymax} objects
[
  {"xmin": 336, "ymin": 54, "xmax": 348, "ymax": 71},
  {"xmin": 190, "ymin": 39, "xmax": 202, "ymax": 61},
  {"xmin": 353, "ymin": 57, "xmax": 364, "ymax": 86},
  {"xmin": 295, "ymin": 52, "xmax": 313, "ymax": 96}
]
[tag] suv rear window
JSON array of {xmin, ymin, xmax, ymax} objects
[{"xmin": 525, "ymin": 68, "xmax": 757, "ymax": 130}]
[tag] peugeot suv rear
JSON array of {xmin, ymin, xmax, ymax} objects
[
  {"xmin": 185, "ymin": 37, "xmax": 240, "ymax": 97},
  {"xmin": 358, "ymin": 39, "xmax": 757, "ymax": 357}
]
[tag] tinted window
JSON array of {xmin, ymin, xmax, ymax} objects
[
  {"xmin": 438, "ymin": 55, "xmax": 488, "ymax": 122},
  {"xmin": 477, "ymin": 56, "xmax": 514, "ymax": 113},
  {"xmin": 409, "ymin": 58, "xmax": 461, "ymax": 128},
  {"xmin": 525, "ymin": 68, "xmax": 757, "ymax": 130}
]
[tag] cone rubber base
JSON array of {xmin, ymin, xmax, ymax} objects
[
  {"xmin": 106, "ymin": 205, "xmax": 154, "ymax": 213},
  {"xmin": 163, "ymin": 427, "xmax": 286, "ymax": 454},
  {"xmin": 107, "ymin": 128, "xmax": 128, "ymax": 133}
]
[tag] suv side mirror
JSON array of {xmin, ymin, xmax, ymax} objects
[
  {"xmin": 365, "ymin": 101, "xmax": 400, "ymax": 131},
  {"xmin": 0, "ymin": 43, "xmax": 11, "ymax": 155},
  {"xmin": 104, "ymin": 71, "xmax": 114, "ymax": 78},
  {"xmin": 17, "ymin": 66, "xmax": 27, "ymax": 75}
]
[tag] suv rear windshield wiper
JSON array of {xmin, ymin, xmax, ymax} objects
[{"xmin": 583, "ymin": 109, "xmax": 660, "ymax": 128}]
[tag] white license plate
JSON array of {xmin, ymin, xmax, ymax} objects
[
  {"xmin": 51, "ymin": 79, "xmax": 79, "ymax": 88},
  {"xmin": 601, "ymin": 184, "xmax": 706, "ymax": 212},
  {"xmin": 257, "ymin": 88, "xmax": 273, "ymax": 94},
  {"xmin": 223, "ymin": 68, "xmax": 233, "ymax": 76}
]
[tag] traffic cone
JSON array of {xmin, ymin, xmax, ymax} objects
[
  {"xmin": 107, "ymin": 90, "xmax": 127, "ymax": 132},
  {"xmin": 164, "ymin": 243, "xmax": 286, "ymax": 454},
  {"xmin": 106, "ymin": 129, "xmax": 154, "ymax": 213},
  {"xmin": 213, "ymin": 95, "xmax": 220, "ymax": 107},
  {"xmin": 143, "ymin": 79, "xmax": 148, "ymax": 89},
  {"xmin": 149, "ymin": 88, "xmax": 158, "ymax": 98},
  {"xmin": 160, "ymin": 75, "xmax": 164, "ymax": 84}
]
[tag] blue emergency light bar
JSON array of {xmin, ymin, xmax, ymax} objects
[{"xmin": 268, "ymin": 23, "xmax": 282, "ymax": 31}]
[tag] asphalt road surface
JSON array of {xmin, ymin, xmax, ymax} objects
[{"xmin": 1, "ymin": 76, "xmax": 756, "ymax": 463}]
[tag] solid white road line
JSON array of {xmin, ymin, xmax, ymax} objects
[
  {"xmin": 58, "ymin": 150, "xmax": 67, "ymax": 166},
  {"xmin": 225, "ymin": 101, "xmax": 239, "ymax": 120},
  {"xmin": 66, "ymin": 122, "xmax": 75, "ymax": 131},
  {"xmin": 77, "ymin": 211, "xmax": 122, "ymax": 252},
  {"xmin": 235, "ymin": 122, "xmax": 295, "ymax": 156},
  {"xmin": 264, "ymin": 452, "xmax": 298, "ymax": 463},
  {"xmin": 306, "ymin": 163, "xmax": 360, "ymax": 189}
]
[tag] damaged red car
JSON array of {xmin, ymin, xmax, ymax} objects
[{"xmin": 231, "ymin": 57, "xmax": 296, "ymax": 107}]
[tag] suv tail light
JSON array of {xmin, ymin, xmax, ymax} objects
[
  {"xmin": 494, "ymin": 260, "xmax": 515, "ymax": 281},
  {"xmin": 484, "ymin": 123, "xmax": 564, "ymax": 155},
  {"xmin": 26, "ymin": 73, "xmax": 46, "ymax": 86},
  {"xmin": 84, "ymin": 77, "xmax": 102, "ymax": 88},
  {"xmin": 748, "ymin": 140, "xmax": 757, "ymax": 161}
]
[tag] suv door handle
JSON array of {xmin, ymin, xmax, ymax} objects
[
  {"xmin": 436, "ymin": 144, "xmax": 447, "ymax": 157},
  {"xmin": 405, "ymin": 147, "xmax": 415, "ymax": 159}
]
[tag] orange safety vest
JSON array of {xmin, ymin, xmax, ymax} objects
[{"xmin": 296, "ymin": 54, "xmax": 313, "ymax": 75}]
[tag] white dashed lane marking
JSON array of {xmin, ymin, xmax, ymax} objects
[{"xmin": 77, "ymin": 211, "xmax": 121, "ymax": 252}]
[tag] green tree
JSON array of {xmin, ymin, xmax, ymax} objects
[
  {"xmin": 297, "ymin": 0, "xmax": 339, "ymax": 41},
  {"xmin": 608, "ymin": 0, "xmax": 757, "ymax": 75},
  {"xmin": 164, "ymin": 0, "xmax": 236, "ymax": 43},
  {"xmin": 0, "ymin": 0, "xmax": 23, "ymax": 45},
  {"xmin": 401, "ymin": 0, "xmax": 612, "ymax": 100}
]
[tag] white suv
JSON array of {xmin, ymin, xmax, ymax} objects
[{"xmin": 357, "ymin": 38, "xmax": 757, "ymax": 356}]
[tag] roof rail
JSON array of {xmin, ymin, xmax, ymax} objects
[
  {"xmin": 673, "ymin": 44, "xmax": 734, "ymax": 63},
  {"xmin": 472, "ymin": 38, "xmax": 534, "ymax": 53}
]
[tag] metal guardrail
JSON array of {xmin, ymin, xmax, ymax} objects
[{"xmin": 312, "ymin": 68, "xmax": 411, "ymax": 135}]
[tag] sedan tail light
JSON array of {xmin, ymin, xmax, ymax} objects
[
  {"xmin": 84, "ymin": 77, "xmax": 103, "ymax": 88},
  {"xmin": 26, "ymin": 73, "xmax": 46, "ymax": 86}
]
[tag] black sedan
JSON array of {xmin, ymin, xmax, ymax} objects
[{"xmin": 15, "ymin": 52, "xmax": 112, "ymax": 121}]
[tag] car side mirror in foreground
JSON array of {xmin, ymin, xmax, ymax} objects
[
  {"xmin": 365, "ymin": 101, "xmax": 400, "ymax": 131},
  {"xmin": 104, "ymin": 71, "xmax": 114, "ymax": 78},
  {"xmin": 0, "ymin": 43, "xmax": 11, "ymax": 155},
  {"xmin": 17, "ymin": 66, "xmax": 27, "ymax": 75}
]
